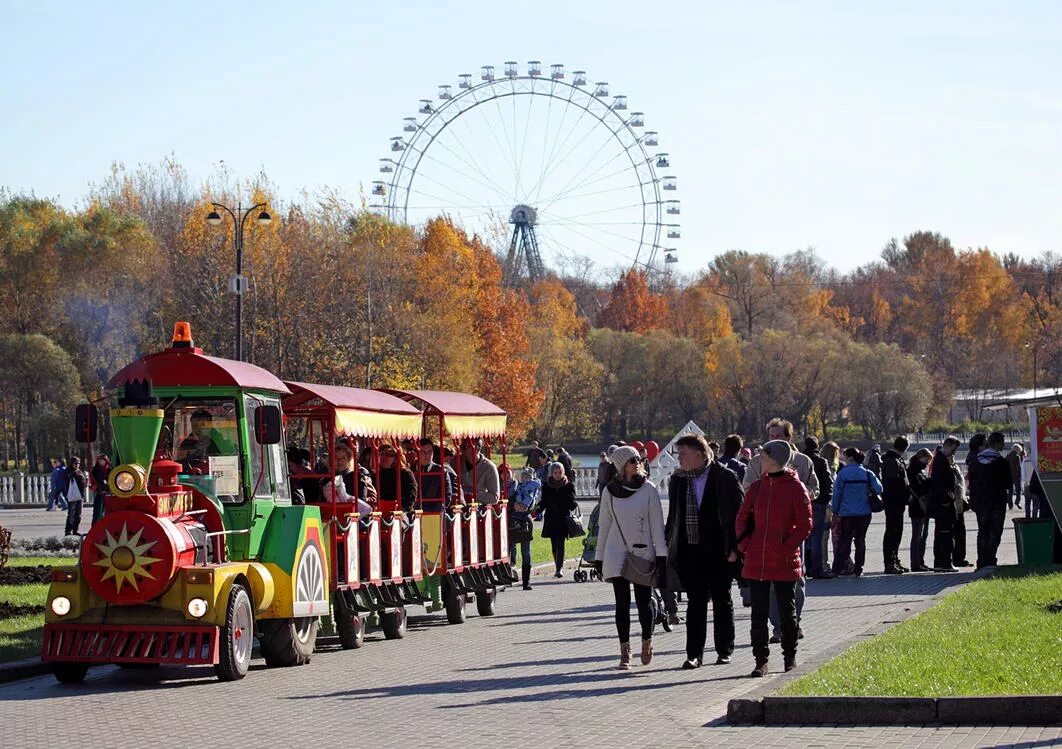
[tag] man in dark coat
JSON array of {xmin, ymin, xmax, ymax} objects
[
  {"xmin": 880, "ymin": 436, "xmax": 911, "ymax": 574},
  {"xmin": 968, "ymin": 431, "xmax": 1013, "ymax": 569},
  {"xmin": 802, "ymin": 437, "xmax": 834, "ymax": 579},
  {"xmin": 665, "ymin": 434, "xmax": 744, "ymax": 669},
  {"xmin": 930, "ymin": 437, "xmax": 962, "ymax": 572}
]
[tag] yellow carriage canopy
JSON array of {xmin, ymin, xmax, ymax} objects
[
  {"xmin": 283, "ymin": 382, "xmax": 423, "ymax": 439},
  {"xmin": 381, "ymin": 390, "xmax": 507, "ymax": 439}
]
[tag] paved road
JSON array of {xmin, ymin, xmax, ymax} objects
[{"xmin": 3, "ymin": 507, "xmax": 1058, "ymax": 749}]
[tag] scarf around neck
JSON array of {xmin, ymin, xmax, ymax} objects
[{"xmin": 677, "ymin": 463, "xmax": 709, "ymax": 544}]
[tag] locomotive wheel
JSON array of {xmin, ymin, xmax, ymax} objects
[
  {"xmin": 475, "ymin": 588, "xmax": 496, "ymax": 617},
  {"xmin": 442, "ymin": 578, "xmax": 466, "ymax": 625},
  {"xmin": 52, "ymin": 663, "xmax": 89, "ymax": 684},
  {"xmin": 258, "ymin": 616, "xmax": 318, "ymax": 667},
  {"xmin": 215, "ymin": 584, "xmax": 254, "ymax": 681},
  {"xmin": 380, "ymin": 606, "xmax": 407, "ymax": 640},
  {"xmin": 333, "ymin": 594, "xmax": 365, "ymax": 650}
]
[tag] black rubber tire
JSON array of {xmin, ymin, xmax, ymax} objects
[
  {"xmin": 52, "ymin": 663, "xmax": 89, "ymax": 684},
  {"xmin": 334, "ymin": 594, "xmax": 365, "ymax": 650},
  {"xmin": 215, "ymin": 584, "xmax": 254, "ymax": 681},
  {"xmin": 258, "ymin": 616, "xmax": 317, "ymax": 667},
  {"xmin": 475, "ymin": 588, "xmax": 496, "ymax": 616},
  {"xmin": 380, "ymin": 606, "xmax": 407, "ymax": 639},
  {"xmin": 442, "ymin": 578, "xmax": 466, "ymax": 625}
]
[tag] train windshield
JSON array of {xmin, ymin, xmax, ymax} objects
[{"xmin": 166, "ymin": 397, "xmax": 242, "ymax": 502}]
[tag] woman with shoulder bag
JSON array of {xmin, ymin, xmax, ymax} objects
[
  {"xmin": 539, "ymin": 462, "xmax": 577, "ymax": 578},
  {"xmin": 594, "ymin": 446, "xmax": 667, "ymax": 670},
  {"xmin": 906, "ymin": 448, "xmax": 933, "ymax": 572}
]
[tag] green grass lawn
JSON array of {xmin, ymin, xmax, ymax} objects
[
  {"xmin": 781, "ymin": 567, "xmax": 1062, "ymax": 697},
  {"xmin": 528, "ymin": 532, "xmax": 586, "ymax": 567},
  {"xmin": 0, "ymin": 558, "xmax": 64, "ymax": 663}
]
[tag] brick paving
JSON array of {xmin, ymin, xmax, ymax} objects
[{"xmin": 2, "ymin": 507, "xmax": 1059, "ymax": 749}]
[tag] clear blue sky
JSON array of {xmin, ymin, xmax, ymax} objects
[{"xmin": 3, "ymin": 1, "xmax": 1061, "ymax": 272}]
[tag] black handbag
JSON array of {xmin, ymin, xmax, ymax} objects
[
  {"xmin": 510, "ymin": 517, "xmax": 533, "ymax": 543},
  {"xmin": 868, "ymin": 488, "xmax": 885, "ymax": 513},
  {"xmin": 565, "ymin": 506, "xmax": 586, "ymax": 538}
]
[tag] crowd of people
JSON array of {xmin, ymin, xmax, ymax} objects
[{"xmin": 569, "ymin": 419, "xmax": 1051, "ymax": 678}]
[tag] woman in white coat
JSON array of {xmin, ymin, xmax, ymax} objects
[{"xmin": 594, "ymin": 445, "xmax": 668, "ymax": 670}]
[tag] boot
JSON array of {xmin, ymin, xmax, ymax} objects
[
  {"xmin": 640, "ymin": 638, "xmax": 653, "ymax": 666},
  {"xmin": 784, "ymin": 654, "xmax": 797, "ymax": 672},
  {"xmin": 618, "ymin": 642, "xmax": 632, "ymax": 671},
  {"xmin": 750, "ymin": 659, "xmax": 768, "ymax": 677},
  {"xmin": 522, "ymin": 565, "xmax": 532, "ymax": 591}
]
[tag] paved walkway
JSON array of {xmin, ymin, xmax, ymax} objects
[{"xmin": 2, "ymin": 507, "xmax": 1059, "ymax": 749}]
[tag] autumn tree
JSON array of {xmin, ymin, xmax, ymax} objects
[{"xmin": 597, "ymin": 269, "xmax": 666, "ymax": 333}]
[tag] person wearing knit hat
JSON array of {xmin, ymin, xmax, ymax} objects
[
  {"xmin": 595, "ymin": 443, "xmax": 667, "ymax": 670},
  {"xmin": 538, "ymin": 461, "xmax": 577, "ymax": 578},
  {"xmin": 511, "ymin": 466, "xmax": 542, "ymax": 590},
  {"xmin": 735, "ymin": 440, "xmax": 813, "ymax": 677}
]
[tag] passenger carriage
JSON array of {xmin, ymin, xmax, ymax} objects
[{"xmin": 281, "ymin": 382, "xmax": 427, "ymax": 644}]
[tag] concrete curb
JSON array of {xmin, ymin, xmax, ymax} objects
[
  {"xmin": 0, "ymin": 656, "xmax": 47, "ymax": 684},
  {"xmin": 728, "ymin": 695, "xmax": 1062, "ymax": 726}
]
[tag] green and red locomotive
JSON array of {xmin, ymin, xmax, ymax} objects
[{"xmin": 42, "ymin": 322, "xmax": 514, "ymax": 684}]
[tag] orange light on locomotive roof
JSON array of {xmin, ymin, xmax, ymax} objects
[{"xmin": 171, "ymin": 321, "xmax": 194, "ymax": 348}]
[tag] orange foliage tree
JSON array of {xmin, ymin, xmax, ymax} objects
[{"xmin": 597, "ymin": 269, "xmax": 666, "ymax": 332}]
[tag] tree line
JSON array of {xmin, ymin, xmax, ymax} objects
[{"xmin": 0, "ymin": 159, "xmax": 1058, "ymax": 469}]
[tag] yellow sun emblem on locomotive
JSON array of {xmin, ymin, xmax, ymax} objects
[{"xmin": 92, "ymin": 523, "xmax": 162, "ymax": 593}]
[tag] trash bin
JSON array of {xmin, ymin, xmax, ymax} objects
[{"xmin": 1013, "ymin": 518, "xmax": 1056, "ymax": 566}]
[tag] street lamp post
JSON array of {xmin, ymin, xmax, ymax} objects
[
  {"xmin": 1025, "ymin": 341, "xmax": 1040, "ymax": 397},
  {"xmin": 205, "ymin": 202, "xmax": 272, "ymax": 361}
]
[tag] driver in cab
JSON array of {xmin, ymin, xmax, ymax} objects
[{"xmin": 175, "ymin": 409, "xmax": 229, "ymax": 473}]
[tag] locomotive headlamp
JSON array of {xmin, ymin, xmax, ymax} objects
[
  {"xmin": 51, "ymin": 596, "xmax": 71, "ymax": 616},
  {"xmin": 109, "ymin": 463, "xmax": 147, "ymax": 497},
  {"xmin": 187, "ymin": 598, "xmax": 209, "ymax": 618}
]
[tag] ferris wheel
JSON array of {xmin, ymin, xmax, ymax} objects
[{"xmin": 373, "ymin": 61, "xmax": 680, "ymax": 284}]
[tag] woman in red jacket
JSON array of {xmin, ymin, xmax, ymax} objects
[{"xmin": 735, "ymin": 440, "xmax": 813, "ymax": 677}]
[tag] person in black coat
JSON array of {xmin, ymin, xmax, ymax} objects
[
  {"xmin": 880, "ymin": 437, "xmax": 911, "ymax": 574},
  {"xmin": 929, "ymin": 437, "xmax": 962, "ymax": 571},
  {"xmin": 539, "ymin": 462, "xmax": 577, "ymax": 577},
  {"xmin": 377, "ymin": 443, "xmax": 418, "ymax": 513},
  {"xmin": 968, "ymin": 431, "xmax": 1014, "ymax": 569},
  {"xmin": 906, "ymin": 448, "xmax": 933, "ymax": 571},
  {"xmin": 665, "ymin": 434, "xmax": 744, "ymax": 669},
  {"xmin": 802, "ymin": 437, "xmax": 834, "ymax": 579}
]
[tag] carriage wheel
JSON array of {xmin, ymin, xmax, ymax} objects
[
  {"xmin": 475, "ymin": 588, "xmax": 496, "ymax": 616},
  {"xmin": 52, "ymin": 663, "xmax": 89, "ymax": 684},
  {"xmin": 381, "ymin": 606, "xmax": 407, "ymax": 639},
  {"xmin": 334, "ymin": 593, "xmax": 365, "ymax": 650},
  {"xmin": 258, "ymin": 616, "xmax": 317, "ymax": 667},
  {"xmin": 215, "ymin": 584, "xmax": 254, "ymax": 681},
  {"xmin": 442, "ymin": 577, "xmax": 466, "ymax": 625}
]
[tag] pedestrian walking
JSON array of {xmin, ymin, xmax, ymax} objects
[
  {"xmin": 594, "ymin": 446, "xmax": 667, "ymax": 670},
  {"xmin": 665, "ymin": 434, "xmax": 744, "ymax": 669},
  {"xmin": 720, "ymin": 434, "xmax": 747, "ymax": 482},
  {"xmin": 735, "ymin": 440, "xmax": 813, "ymax": 677},
  {"xmin": 1007, "ymin": 444, "xmax": 1024, "ymax": 509},
  {"xmin": 830, "ymin": 448, "xmax": 883, "ymax": 577},
  {"xmin": 539, "ymin": 462, "xmax": 577, "ymax": 578},
  {"xmin": 821, "ymin": 441, "xmax": 842, "ymax": 573},
  {"xmin": 510, "ymin": 468, "xmax": 541, "ymax": 590},
  {"xmin": 930, "ymin": 436, "xmax": 963, "ymax": 572},
  {"xmin": 968, "ymin": 432, "xmax": 1012, "ymax": 570},
  {"xmin": 742, "ymin": 419, "xmax": 817, "ymax": 640},
  {"xmin": 46, "ymin": 457, "xmax": 67, "ymax": 512},
  {"xmin": 1021, "ymin": 451, "xmax": 1041, "ymax": 519},
  {"xmin": 90, "ymin": 454, "xmax": 111, "ymax": 526},
  {"xmin": 866, "ymin": 444, "xmax": 883, "ymax": 480},
  {"xmin": 63, "ymin": 456, "xmax": 88, "ymax": 537},
  {"xmin": 555, "ymin": 445, "xmax": 575, "ymax": 483},
  {"xmin": 595, "ymin": 451, "xmax": 612, "ymax": 494},
  {"xmin": 906, "ymin": 448, "xmax": 933, "ymax": 571},
  {"xmin": 801, "ymin": 437, "xmax": 834, "ymax": 579},
  {"xmin": 880, "ymin": 437, "xmax": 910, "ymax": 574}
]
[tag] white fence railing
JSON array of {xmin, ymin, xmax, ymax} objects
[
  {"xmin": 570, "ymin": 466, "xmax": 676, "ymax": 500},
  {"xmin": 0, "ymin": 474, "xmax": 53, "ymax": 504}
]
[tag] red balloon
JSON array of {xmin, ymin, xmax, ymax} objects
[
  {"xmin": 631, "ymin": 440, "xmax": 645, "ymax": 453},
  {"xmin": 645, "ymin": 441, "xmax": 660, "ymax": 461}
]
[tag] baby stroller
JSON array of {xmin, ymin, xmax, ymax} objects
[{"xmin": 573, "ymin": 502, "xmax": 604, "ymax": 582}]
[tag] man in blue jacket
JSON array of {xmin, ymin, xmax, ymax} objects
[
  {"xmin": 46, "ymin": 458, "xmax": 67, "ymax": 512},
  {"xmin": 968, "ymin": 432, "xmax": 1013, "ymax": 570}
]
